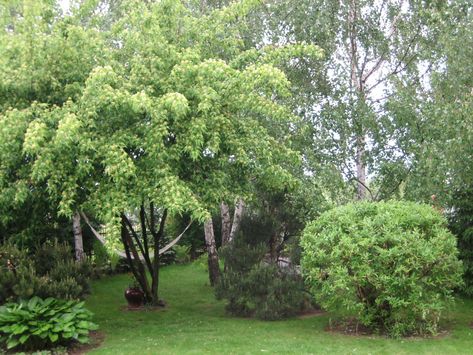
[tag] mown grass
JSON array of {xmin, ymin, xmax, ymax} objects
[{"xmin": 86, "ymin": 263, "xmax": 473, "ymax": 354}]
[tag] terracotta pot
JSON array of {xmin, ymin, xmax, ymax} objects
[{"xmin": 125, "ymin": 287, "xmax": 144, "ymax": 308}]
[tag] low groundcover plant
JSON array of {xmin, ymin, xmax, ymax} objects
[{"xmin": 0, "ymin": 296, "xmax": 98, "ymax": 351}]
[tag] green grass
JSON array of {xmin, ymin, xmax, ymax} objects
[{"xmin": 86, "ymin": 264, "xmax": 473, "ymax": 354}]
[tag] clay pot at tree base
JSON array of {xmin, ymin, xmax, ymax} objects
[{"xmin": 125, "ymin": 287, "xmax": 144, "ymax": 308}]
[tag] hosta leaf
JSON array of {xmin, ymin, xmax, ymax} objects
[
  {"xmin": 19, "ymin": 334, "xmax": 30, "ymax": 344},
  {"xmin": 12, "ymin": 325, "xmax": 29, "ymax": 335},
  {"xmin": 6, "ymin": 338, "xmax": 19, "ymax": 349},
  {"xmin": 77, "ymin": 335, "xmax": 89, "ymax": 344}
]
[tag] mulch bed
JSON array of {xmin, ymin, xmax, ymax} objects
[
  {"xmin": 297, "ymin": 309, "xmax": 327, "ymax": 319},
  {"xmin": 68, "ymin": 331, "xmax": 105, "ymax": 355},
  {"xmin": 325, "ymin": 318, "xmax": 451, "ymax": 339},
  {"xmin": 325, "ymin": 319, "xmax": 374, "ymax": 337},
  {"xmin": 119, "ymin": 304, "xmax": 167, "ymax": 312}
]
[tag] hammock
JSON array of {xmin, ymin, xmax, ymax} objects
[{"xmin": 80, "ymin": 212, "xmax": 192, "ymax": 260}]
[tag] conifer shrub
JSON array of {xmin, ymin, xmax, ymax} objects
[
  {"xmin": 301, "ymin": 201, "xmax": 463, "ymax": 337},
  {"xmin": 216, "ymin": 238, "xmax": 304, "ymax": 320},
  {"xmin": 0, "ymin": 242, "xmax": 92, "ymax": 304}
]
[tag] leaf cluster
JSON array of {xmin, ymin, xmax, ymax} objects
[{"xmin": 0, "ymin": 296, "xmax": 98, "ymax": 351}]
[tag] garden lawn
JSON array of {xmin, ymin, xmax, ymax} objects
[{"xmin": 86, "ymin": 264, "xmax": 473, "ymax": 355}]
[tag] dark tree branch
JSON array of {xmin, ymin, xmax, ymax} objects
[{"xmin": 122, "ymin": 213, "xmax": 153, "ymax": 275}]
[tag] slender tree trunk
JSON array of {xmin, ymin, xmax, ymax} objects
[
  {"xmin": 229, "ymin": 198, "xmax": 244, "ymax": 243},
  {"xmin": 121, "ymin": 223, "xmax": 143, "ymax": 290},
  {"xmin": 204, "ymin": 219, "xmax": 220, "ymax": 286},
  {"xmin": 348, "ymin": 0, "xmax": 367, "ymax": 200},
  {"xmin": 72, "ymin": 211, "xmax": 84, "ymax": 261},
  {"xmin": 151, "ymin": 205, "xmax": 167, "ymax": 306},
  {"xmin": 220, "ymin": 202, "xmax": 231, "ymax": 246},
  {"xmin": 356, "ymin": 133, "xmax": 367, "ymax": 200},
  {"xmin": 269, "ymin": 232, "xmax": 279, "ymax": 263}
]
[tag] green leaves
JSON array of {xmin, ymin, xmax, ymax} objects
[
  {"xmin": 0, "ymin": 0, "xmax": 319, "ymax": 249},
  {"xmin": 301, "ymin": 201, "xmax": 463, "ymax": 337},
  {"xmin": 0, "ymin": 296, "xmax": 98, "ymax": 351}
]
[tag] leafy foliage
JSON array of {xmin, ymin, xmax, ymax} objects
[
  {"xmin": 449, "ymin": 185, "xmax": 473, "ymax": 296},
  {"xmin": 301, "ymin": 201, "xmax": 463, "ymax": 337},
  {"xmin": 216, "ymin": 238, "xmax": 304, "ymax": 320},
  {"xmin": 0, "ymin": 242, "xmax": 92, "ymax": 304},
  {"xmin": 0, "ymin": 296, "xmax": 97, "ymax": 351}
]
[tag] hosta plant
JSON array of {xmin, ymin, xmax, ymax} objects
[{"xmin": 0, "ymin": 297, "xmax": 98, "ymax": 351}]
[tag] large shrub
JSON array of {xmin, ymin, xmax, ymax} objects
[
  {"xmin": 0, "ymin": 297, "xmax": 97, "ymax": 351},
  {"xmin": 216, "ymin": 239, "xmax": 304, "ymax": 320},
  {"xmin": 0, "ymin": 242, "xmax": 92, "ymax": 304},
  {"xmin": 301, "ymin": 201, "xmax": 463, "ymax": 337}
]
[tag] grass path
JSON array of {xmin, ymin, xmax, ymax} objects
[{"xmin": 86, "ymin": 264, "xmax": 473, "ymax": 354}]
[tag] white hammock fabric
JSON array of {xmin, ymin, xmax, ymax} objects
[{"xmin": 80, "ymin": 212, "xmax": 191, "ymax": 260}]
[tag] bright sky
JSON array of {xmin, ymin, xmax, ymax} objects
[{"xmin": 59, "ymin": 0, "xmax": 70, "ymax": 13}]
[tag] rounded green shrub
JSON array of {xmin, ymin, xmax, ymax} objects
[{"xmin": 301, "ymin": 201, "xmax": 463, "ymax": 337}]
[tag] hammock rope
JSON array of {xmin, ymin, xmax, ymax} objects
[{"xmin": 80, "ymin": 212, "xmax": 192, "ymax": 260}]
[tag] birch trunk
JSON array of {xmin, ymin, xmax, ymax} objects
[
  {"xmin": 220, "ymin": 202, "xmax": 231, "ymax": 246},
  {"xmin": 349, "ymin": 0, "xmax": 367, "ymax": 200},
  {"xmin": 72, "ymin": 212, "xmax": 84, "ymax": 261},
  {"xmin": 204, "ymin": 219, "xmax": 220, "ymax": 286},
  {"xmin": 356, "ymin": 134, "xmax": 367, "ymax": 200},
  {"xmin": 229, "ymin": 198, "xmax": 244, "ymax": 243}
]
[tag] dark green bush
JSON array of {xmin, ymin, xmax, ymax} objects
[
  {"xmin": 448, "ymin": 186, "xmax": 473, "ymax": 296},
  {"xmin": 216, "ymin": 239, "xmax": 304, "ymax": 320},
  {"xmin": 173, "ymin": 245, "xmax": 191, "ymax": 264},
  {"xmin": 33, "ymin": 240, "xmax": 72, "ymax": 276},
  {"xmin": 301, "ymin": 201, "xmax": 463, "ymax": 337},
  {"xmin": 0, "ymin": 296, "xmax": 98, "ymax": 351},
  {"xmin": 0, "ymin": 242, "xmax": 92, "ymax": 304},
  {"xmin": 0, "ymin": 243, "xmax": 41, "ymax": 303}
]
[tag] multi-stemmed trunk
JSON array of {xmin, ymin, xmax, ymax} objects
[
  {"xmin": 204, "ymin": 198, "xmax": 246, "ymax": 286},
  {"xmin": 220, "ymin": 198, "xmax": 245, "ymax": 247},
  {"xmin": 121, "ymin": 203, "xmax": 167, "ymax": 306},
  {"xmin": 229, "ymin": 198, "xmax": 244, "ymax": 243}
]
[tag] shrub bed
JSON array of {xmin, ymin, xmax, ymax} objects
[
  {"xmin": 301, "ymin": 201, "xmax": 463, "ymax": 337},
  {"xmin": 0, "ymin": 241, "xmax": 92, "ymax": 304}
]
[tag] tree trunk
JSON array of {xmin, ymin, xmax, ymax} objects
[
  {"xmin": 229, "ymin": 198, "xmax": 244, "ymax": 243},
  {"xmin": 151, "ymin": 205, "xmax": 167, "ymax": 306},
  {"xmin": 269, "ymin": 232, "xmax": 279, "ymax": 263},
  {"xmin": 121, "ymin": 217, "xmax": 152, "ymax": 302},
  {"xmin": 204, "ymin": 219, "xmax": 220, "ymax": 286},
  {"xmin": 348, "ymin": 0, "xmax": 367, "ymax": 200},
  {"xmin": 220, "ymin": 202, "xmax": 231, "ymax": 246},
  {"xmin": 72, "ymin": 211, "xmax": 84, "ymax": 261},
  {"xmin": 356, "ymin": 133, "xmax": 367, "ymax": 200}
]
